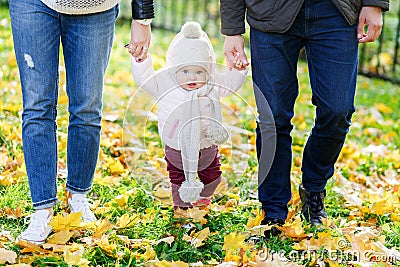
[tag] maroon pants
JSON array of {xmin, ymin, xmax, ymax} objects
[{"xmin": 165, "ymin": 145, "xmax": 222, "ymax": 208}]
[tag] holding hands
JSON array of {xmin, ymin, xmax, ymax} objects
[
  {"xmin": 223, "ymin": 35, "xmax": 249, "ymax": 70},
  {"xmin": 126, "ymin": 19, "xmax": 152, "ymax": 62}
]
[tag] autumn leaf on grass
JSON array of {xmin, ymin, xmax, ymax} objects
[
  {"xmin": 246, "ymin": 209, "xmax": 264, "ymax": 228},
  {"xmin": 3, "ymin": 206, "xmax": 23, "ymax": 219},
  {"xmin": 42, "ymin": 243, "xmax": 68, "ymax": 253},
  {"xmin": 93, "ymin": 175, "xmax": 122, "ymax": 187},
  {"xmin": 223, "ymin": 251, "xmax": 242, "ymax": 264},
  {"xmin": 94, "ymin": 206, "xmax": 113, "ymax": 215},
  {"xmin": 246, "ymin": 209, "xmax": 276, "ymax": 237},
  {"xmin": 296, "ymin": 231, "xmax": 349, "ymax": 252},
  {"xmin": 137, "ymin": 245, "xmax": 156, "ymax": 261},
  {"xmin": 49, "ymin": 212, "xmax": 82, "ymax": 231},
  {"xmin": 375, "ymin": 103, "xmax": 392, "ymax": 114},
  {"xmin": 96, "ymin": 236, "xmax": 117, "ymax": 256},
  {"xmin": 154, "ymin": 236, "xmax": 175, "ymax": 246},
  {"xmin": 4, "ymin": 264, "xmax": 31, "ymax": 267},
  {"xmin": 369, "ymin": 198, "xmax": 395, "ymax": 215},
  {"xmin": 153, "ymin": 181, "xmax": 171, "ymax": 199},
  {"xmin": 93, "ymin": 218, "xmax": 113, "ymax": 238},
  {"xmin": 280, "ymin": 217, "xmax": 311, "ymax": 240},
  {"xmin": 113, "ymin": 193, "xmax": 130, "ymax": 207},
  {"xmin": 63, "ymin": 244, "xmax": 90, "ymax": 267},
  {"xmin": 103, "ymin": 156, "xmax": 127, "ymax": 175},
  {"xmin": 115, "ymin": 213, "xmax": 140, "ymax": 229},
  {"xmin": 17, "ymin": 239, "xmax": 48, "ymax": 254},
  {"xmin": 0, "ymin": 169, "xmax": 25, "ymax": 186},
  {"xmin": 222, "ymin": 232, "xmax": 249, "ymax": 251},
  {"xmin": 47, "ymin": 229, "xmax": 74, "ymax": 245},
  {"xmin": 173, "ymin": 207, "xmax": 208, "ymax": 225},
  {"xmin": 0, "ymin": 153, "xmax": 8, "ymax": 167},
  {"xmin": 182, "ymin": 227, "xmax": 210, "ymax": 248},
  {"xmin": 0, "ymin": 230, "xmax": 14, "ymax": 243},
  {"xmin": 0, "ymin": 248, "xmax": 17, "ymax": 264},
  {"xmin": 247, "ymin": 224, "xmax": 274, "ymax": 237}
]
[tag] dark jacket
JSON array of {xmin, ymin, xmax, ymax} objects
[
  {"xmin": 131, "ymin": 0, "xmax": 154, "ymax": 19},
  {"xmin": 220, "ymin": 0, "xmax": 389, "ymax": 35}
]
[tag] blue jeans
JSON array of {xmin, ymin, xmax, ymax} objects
[
  {"xmin": 9, "ymin": 0, "xmax": 118, "ymax": 209},
  {"xmin": 251, "ymin": 0, "xmax": 358, "ymax": 220}
]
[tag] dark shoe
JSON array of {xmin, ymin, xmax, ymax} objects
[
  {"xmin": 261, "ymin": 217, "xmax": 285, "ymax": 238},
  {"xmin": 299, "ymin": 184, "xmax": 327, "ymax": 226}
]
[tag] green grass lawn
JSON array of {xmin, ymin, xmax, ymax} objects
[{"xmin": 0, "ymin": 6, "xmax": 399, "ymax": 266}]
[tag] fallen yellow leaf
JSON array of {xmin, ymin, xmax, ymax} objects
[
  {"xmin": 184, "ymin": 227, "xmax": 210, "ymax": 248},
  {"xmin": 115, "ymin": 213, "xmax": 140, "ymax": 229},
  {"xmin": 96, "ymin": 236, "xmax": 117, "ymax": 256},
  {"xmin": 93, "ymin": 218, "xmax": 113, "ymax": 238},
  {"xmin": 222, "ymin": 232, "xmax": 249, "ymax": 251},
  {"xmin": 155, "ymin": 236, "xmax": 175, "ymax": 246},
  {"xmin": 47, "ymin": 229, "xmax": 74, "ymax": 245},
  {"xmin": 246, "ymin": 209, "xmax": 264, "ymax": 228},
  {"xmin": 0, "ymin": 248, "xmax": 17, "ymax": 264},
  {"xmin": 63, "ymin": 245, "xmax": 90, "ymax": 267},
  {"xmin": 49, "ymin": 212, "xmax": 82, "ymax": 231}
]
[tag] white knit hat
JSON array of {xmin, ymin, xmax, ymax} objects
[{"xmin": 166, "ymin": 22, "xmax": 215, "ymax": 74}]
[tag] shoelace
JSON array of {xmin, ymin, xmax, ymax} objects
[
  {"xmin": 23, "ymin": 213, "xmax": 49, "ymax": 234},
  {"xmin": 71, "ymin": 197, "xmax": 92, "ymax": 216}
]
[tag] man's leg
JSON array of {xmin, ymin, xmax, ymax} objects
[
  {"xmin": 250, "ymin": 24, "xmax": 304, "ymax": 221},
  {"xmin": 301, "ymin": 0, "xmax": 359, "ymax": 224}
]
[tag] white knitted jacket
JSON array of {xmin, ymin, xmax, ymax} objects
[
  {"xmin": 131, "ymin": 55, "xmax": 248, "ymax": 151},
  {"xmin": 41, "ymin": 0, "xmax": 120, "ymax": 14}
]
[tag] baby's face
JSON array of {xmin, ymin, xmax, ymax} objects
[{"xmin": 176, "ymin": 65, "xmax": 207, "ymax": 90}]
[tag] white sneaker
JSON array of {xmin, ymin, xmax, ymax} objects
[
  {"xmin": 18, "ymin": 209, "xmax": 52, "ymax": 244},
  {"xmin": 68, "ymin": 194, "xmax": 97, "ymax": 223}
]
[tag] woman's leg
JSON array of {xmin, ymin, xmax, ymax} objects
[
  {"xmin": 60, "ymin": 6, "xmax": 118, "ymax": 194},
  {"xmin": 10, "ymin": 0, "xmax": 61, "ymax": 209}
]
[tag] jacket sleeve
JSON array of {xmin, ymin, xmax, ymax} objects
[
  {"xmin": 131, "ymin": 55, "xmax": 163, "ymax": 98},
  {"xmin": 213, "ymin": 68, "xmax": 248, "ymax": 97},
  {"xmin": 362, "ymin": 0, "xmax": 389, "ymax": 12},
  {"xmin": 131, "ymin": 0, "xmax": 155, "ymax": 19},
  {"xmin": 220, "ymin": 0, "xmax": 246, "ymax": 35}
]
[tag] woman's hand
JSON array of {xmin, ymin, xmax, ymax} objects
[{"xmin": 127, "ymin": 20, "xmax": 151, "ymax": 62}]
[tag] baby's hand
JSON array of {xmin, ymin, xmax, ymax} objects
[
  {"xmin": 125, "ymin": 43, "xmax": 148, "ymax": 63},
  {"xmin": 233, "ymin": 52, "xmax": 249, "ymax": 70}
]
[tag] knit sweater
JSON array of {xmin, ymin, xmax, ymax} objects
[{"xmin": 40, "ymin": 0, "xmax": 120, "ymax": 15}]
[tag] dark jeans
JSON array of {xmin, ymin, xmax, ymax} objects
[{"xmin": 251, "ymin": 0, "xmax": 358, "ymax": 220}]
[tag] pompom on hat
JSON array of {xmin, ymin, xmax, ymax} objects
[{"xmin": 166, "ymin": 22, "xmax": 215, "ymax": 74}]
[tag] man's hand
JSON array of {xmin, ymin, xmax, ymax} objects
[
  {"xmin": 358, "ymin": 6, "xmax": 383, "ymax": 43},
  {"xmin": 127, "ymin": 20, "xmax": 151, "ymax": 62},
  {"xmin": 223, "ymin": 35, "xmax": 249, "ymax": 70}
]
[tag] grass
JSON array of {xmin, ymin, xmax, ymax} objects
[{"xmin": 0, "ymin": 6, "xmax": 399, "ymax": 266}]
